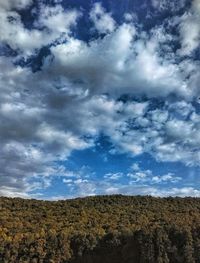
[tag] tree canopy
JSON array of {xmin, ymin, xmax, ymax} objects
[{"xmin": 0, "ymin": 195, "xmax": 200, "ymax": 262}]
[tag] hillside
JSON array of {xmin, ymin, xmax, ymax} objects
[{"xmin": 0, "ymin": 195, "xmax": 200, "ymax": 262}]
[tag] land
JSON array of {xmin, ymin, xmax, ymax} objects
[{"xmin": 0, "ymin": 195, "xmax": 200, "ymax": 262}]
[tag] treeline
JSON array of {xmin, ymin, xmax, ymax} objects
[{"xmin": 0, "ymin": 195, "xmax": 200, "ymax": 262}]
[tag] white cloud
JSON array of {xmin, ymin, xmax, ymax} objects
[
  {"xmin": 151, "ymin": 0, "xmax": 187, "ymax": 11},
  {"xmin": 128, "ymin": 165, "xmax": 181, "ymax": 184},
  {"xmin": 152, "ymin": 173, "xmax": 181, "ymax": 183},
  {"xmin": 105, "ymin": 187, "xmax": 119, "ymax": 195},
  {"xmin": 48, "ymin": 21, "xmax": 195, "ymax": 100},
  {"xmin": 104, "ymin": 185, "xmax": 200, "ymax": 198},
  {"xmin": 45, "ymin": 185, "xmax": 200, "ymax": 200},
  {"xmin": 90, "ymin": 3, "xmax": 116, "ymax": 34},
  {"xmin": 124, "ymin": 13, "xmax": 137, "ymax": 22},
  {"xmin": 150, "ymin": 187, "xmax": 200, "ymax": 197},
  {"xmin": 0, "ymin": 4, "xmax": 80, "ymax": 55},
  {"xmin": 178, "ymin": 0, "xmax": 200, "ymax": 56},
  {"xmin": 131, "ymin": 163, "xmax": 140, "ymax": 171},
  {"xmin": 0, "ymin": 186, "xmax": 31, "ymax": 198},
  {"xmin": 36, "ymin": 5, "xmax": 80, "ymax": 35},
  {"xmin": 104, "ymin": 172, "xmax": 123, "ymax": 181},
  {"xmin": 0, "ymin": 0, "xmax": 32, "ymax": 10}
]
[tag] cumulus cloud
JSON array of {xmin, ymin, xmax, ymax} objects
[
  {"xmin": 178, "ymin": 0, "xmax": 200, "ymax": 55},
  {"xmin": 0, "ymin": 0, "xmax": 32, "ymax": 10},
  {"xmin": 104, "ymin": 172, "xmax": 123, "ymax": 181},
  {"xmin": 48, "ymin": 22, "xmax": 196, "ymax": 100},
  {"xmin": 89, "ymin": 2, "xmax": 116, "ymax": 34},
  {"xmin": 0, "ymin": 3, "xmax": 80, "ymax": 55},
  {"xmin": 151, "ymin": 0, "xmax": 187, "ymax": 11},
  {"xmin": 152, "ymin": 0, "xmax": 200, "ymax": 56},
  {"xmin": 58, "ymin": 169, "xmax": 198, "ymax": 198},
  {"xmin": 127, "ymin": 164, "xmax": 181, "ymax": 184},
  {"xmin": 59, "ymin": 164, "xmax": 183, "ymax": 198}
]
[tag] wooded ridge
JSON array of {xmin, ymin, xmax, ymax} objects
[{"xmin": 0, "ymin": 195, "xmax": 200, "ymax": 262}]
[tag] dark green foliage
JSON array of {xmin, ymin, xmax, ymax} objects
[{"xmin": 0, "ymin": 195, "xmax": 200, "ymax": 262}]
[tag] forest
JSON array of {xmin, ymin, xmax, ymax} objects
[{"xmin": 0, "ymin": 195, "xmax": 200, "ymax": 263}]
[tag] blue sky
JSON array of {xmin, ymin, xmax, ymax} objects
[{"xmin": 0, "ymin": 0, "xmax": 200, "ymax": 199}]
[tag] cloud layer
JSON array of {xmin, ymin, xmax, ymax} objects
[{"xmin": 0, "ymin": 0, "xmax": 200, "ymax": 198}]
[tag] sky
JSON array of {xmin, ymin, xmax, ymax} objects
[{"xmin": 0, "ymin": 0, "xmax": 200, "ymax": 199}]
